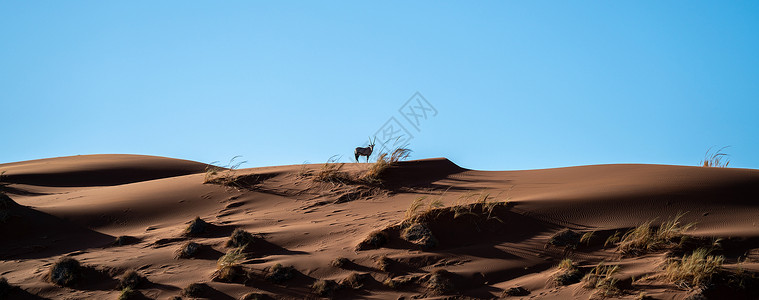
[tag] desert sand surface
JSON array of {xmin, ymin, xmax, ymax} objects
[{"xmin": 1, "ymin": 154, "xmax": 759, "ymax": 299}]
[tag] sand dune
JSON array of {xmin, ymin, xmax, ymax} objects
[{"xmin": 1, "ymin": 155, "xmax": 758, "ymax": 299}]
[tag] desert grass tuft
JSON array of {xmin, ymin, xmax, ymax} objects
[
  {"xmin": 383, "ymin": 275, "xmax": 417, "ymax": 289},
  {"xmin": 312, "ymin": 156, "xmax": 350, "ymax": 184},
  {"xmin": 330, "ymin": 257, "xmax": 350, "ymax": 268},
  {"xmin": 240, "ymin": 292, "xmax": 274, "ymax": 300},
  {"xmin": 340, "ymin": 272, "xmax": 371, "ymax": 289},
  {"xmin": 227, "ymin": 228, "xmax": 256, "ymax": 249},
  {"xmin": 356, "ymin": 230, "xmax": 389, "ymax": 250},
  {"xmin": 175, "ymin": 242, "xmax": 200, "ymax": 259},
  {"xmin": 118, "ymin": 287, "xmax": 145, "ymax": 300},
  {"xmin": 204, "ymin": 156, "xmax": 247, "ymax": 186},
  {"xmin": 265, "ymin": 263, "xmax": 295, "ymax": 283},
  {"xmin": 401, "ymin": 222, "xmax": 438, "ymax": 250},
  {"xmin": 185, "ymin": 217, "xmax": 209, "ymax": 236},
  {"xmin": 311, "ymin": 279, "xmax": 339, "ymax": 296},
  {"xmin": 376, "ymin": 255, "xmax": 393, "ymax": 272},
  {"xmin": 582, "ymin": 263, "xmax": 621, "ymax": 297},
  {"xmin": 618, "ymin": 214, "xmax": 694, "ymax": 256},
  {"xmin": 502, "ymin": 286, "xmax": 530, "ymax": 297},
  {"xmin": 215, "ymin": 247, "xmax": 247, "ymax": 282},
  {"xmin": 118, "ymin": 270, "xmax": 145, "ymax": 290},
  {"xmin": 47, "ymin": 257, "xmax": 82, "ymax": 287},
  {"xmin": 548, "ymin": 228, "xmax": 582, "ymax": 249},
  {"xmin": 423, "ymin": 269, "xmax": 455, "ymax": 294},
  {"xmin": 664, "ymin": 248, "xmax": 724, "ymax": 288},
  {"xmin": 182, "ymin": 282, "xmax": 209, "ymax": 297},
  {"xmin": 553, "ymin": 259, "xmax": 582, "ymax": 286},
  {"xmin": 701, "ymin": 146, "xmax": 730, "ymax": 168},
  {"xmin": 360, "ymin": 146, "xmax": 412, "ymax": 183}
]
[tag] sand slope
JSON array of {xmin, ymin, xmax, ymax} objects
[{"xmin": 1, "ymin": 155, "xmax": 758, "ymax": 299}]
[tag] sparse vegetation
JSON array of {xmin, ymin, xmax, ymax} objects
[
  {"xmin": 340, "ymin": 272, "xmax": 371, "ymax": 289},
  {"xmin": 215, "ymin": 247, "xmax": 247, "ymax": 282},
  {"xmin": 48, "ymin": 257, "xmax": 82, "ymax": 287},
  {"xmin": 227, "ymin": 228, "xmax": 256, "ymax": 249},
  {"xmin": 701, "ymin": 146, "xmax": 730, "ymax": 168},
  {"xmin": 311, "ymin": 279, "xmax": 339, "ymax": 296},
  {"xmin": 313, "ymin": 155, "xmax": 350, "ymax": 184},
  {"xmin": 548, "ymin": 228, "xmax": 583, "ymax": 249},
  {"xmin": 331, "ymin": 257, "xmax": 350, "ymax": 268},
  {"xmin": 185, "ymin": 216, "xmax": 209, "ymax": 236},
  {"xmin": 423, "ymin": 269, "xmax": 455, "ymax": 294},
  {"xmin": 553, "ymin": 259, "xmax": 582, "ymax": 286},
  {"xmin": 240, "ymin": 292, "xmax": 273, "ymax": 300},
  {"xmin": 118, "ymin": 270, "xmax": 145, "ymax": 290},
  {"xmin": 502, "ymin": 286, "xmax": 530, "ymax": 296},
  {"xmin": 664, "ymin": 248, "xmax": 724, "ymax": 288},
  {"xmin": 204, "ymin": 156, "xmax": 247, "ymax": 186},
  {"xmin": 265, "ymin": 263, "xmax": 295, "ymax": 283},
  {"xmin": 356, "ymin": 230, "xmax": 389, "ymax": 250},
  {"xmin": 360, "ymin": 146, "xmax": 412, "ymax": 183},
  {"xmin": 376, "ymin": 255, "xmax": 393, "ymax": 272},
  {"xmin": 175, "ymin": 242, "xmax": 200, "ymax": 259},
  {"xmin": 118, "ymin": 287, "xmax": 145, "ymax": 300},
  {"xmin": 383, "ymin": 275, "xmax": 417, "ymax": 289},
  {"xmin": 583, "ymin": 263, "xmax": 621, "ymax": 297},
  {"xmin": 401, "ymin": 222, "xmax": 438, "ymax": 249},
  {"xmin": 618, "ymin": 214, "xmax": 695, "ymax": 256},
  {"xmin": 182, "ymin": 282, "xmax": 209, "ymax": 297}
]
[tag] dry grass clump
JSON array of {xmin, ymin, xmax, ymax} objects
[
  {"xmin": 182, "ymin": 282, "xmax": 210, "ymax": 298},
  {"xmin": 118, "ymin": 270, "xmax": 145, "ymax": 290},
  {"xmin": 360, "ymin": 147, "xmax": 412, "ymax": 183},
  {"xmin": 340, "ymin": 272, "xmax": 371, "ymax": 289},
  {"xmin": 312, "ymin": 156, "xmax": 351, "ymax": 184},
  {"xmin": 422, "ymin": 269, "xmax": 455, "ymax": 294},
  {"xmin": 227, "ymin": 228, "xmax": 257, "ymax": 249},
  {"xmin": 502, "ymin": 286, "xmax": 530, "ymax": 296},
  {"xmin": 47, "ymin": 257, "xmax": 82, "ymax": 287},
  {"xmin": 701, "ymin": 146, "xmax": 730, "ymax": 167},
  {"xmin": 582, "ymin": 263, "xmax": 621, "ymax": 297},
  {"xmin": 118, "ymin": 287, "xmax": 145, "ymax": 300},
  {"xmin": 185, "ymin": 217, "xmax": 209, "ymax": 236},
  {"xmin": 175, "ymin": 242, "xmax": 200, "ymax": 259},
  {"xmin": 664, "ymin": 248, "xmax": 724, "ymax": 288},
  {"xmin": 618, "ymin": 214, "xmax": 695, "ymax": 256},
  {"xmin": 548, "ymin": 228, "xmax": 583, "ymax": 249},
  {"xmin": 330, "ymin": 257, "xmax": 350, "ymax": 268},
  {"xmin": 401, "ymin": 222, "xmax": 438, "ymax": 250},
  {"xmin": 214, "ymin": 247, "xmax": 247, "ymax": 282},
  {"xmin": 204, "ymin": 156, "xmax": 247, "ymax": 186},
  {"xmin": 356, "ymin": 230, "xmax": 389, "ymax": 250},
  {"xmin": 553, "ymin": 259, "xmax": 582, "ymax": 286},
  {"xmin": 265, "ymin": 263, "xmax": 295, "ymax": 283},
  {"xmin": 311, "ymin": 279, "xmax": 339, "ymax": 296}
]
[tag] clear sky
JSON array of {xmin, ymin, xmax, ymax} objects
[{"xmin": 2, "ymin": 1, "xmax": 758, "ymax": 170}]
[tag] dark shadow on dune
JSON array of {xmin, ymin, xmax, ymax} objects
[
  {"xmin": 247, "ymin": 238, "xmax": 309, "ymax": 257},
  {"xmin": 0, "ymin": 198, "xmax": 114, "ymax": 260},
  {"xmin": 3, "ymin": 166, "xmax": 205, "ymax": 187}
]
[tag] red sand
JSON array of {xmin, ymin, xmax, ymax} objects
[{"xmin": 1, "ymin": 154, "xmax": 758, "ymax": 299}]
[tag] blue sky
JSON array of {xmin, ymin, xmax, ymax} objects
[{"xmin": 1, "ymin": 1, "xmax": 758, "ymax": 170}]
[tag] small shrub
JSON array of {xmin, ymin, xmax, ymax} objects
[
  {"xmin": 182, "ymin": 282, "xmax": 209, "ymax": 297},
  {"xmin": 227, "ymin": 228, "xmax": 256, "ymax": 249},
  {"xmin": 118, "ymin": 287, "xmax": 145, "ymax": 300},
  {"xmin": 48, "ymin": 257, "xmax": 82, "ymax": 287},
  {"xmin": 313, "ymin": 156, "xmax": 350, "ymax": 184},
  {"xmin": 215, "ymin": 247, "xmax": 247, "ymax": 282},
  {"xmin": 401, "ymin": 222, "xmax": 438, "ymax": 250},
  {"xmin": 175, "ymin": 242, "xmax": 200, "ymax": 259},
  {"xmin": 665, "ymin": 248, "xmax": 724, "ymax": 288},
  {"xmin": 185, "ymin": 217, "xmax": 209, "ymax": 236},
  {"xmin": 118, "ymin": 270, "xmax": 145, "ymax": 289},
  {"xmin": 265, "ymin": 263, "xmax": 295, "ymax": 283},
  {"xmin": 502, "ymin": 286, "xmax": 530, "ymax": 296},
  {"xmin": 311, "ymin": 279, "xmax": 339, "ymax": 296},
  {"xmin": 204, "ymin": 156, "xmax": 247, "ymax": 185},
  {"xmin": 548, "ymin": 228, "xmax": 582, "ymax": 249},
  {"xmin": 361, "ymin": 147, "xmax": 412, "ymax": 183},
  {"xmin": 340, "ymin": 272, "xmax": 371, "ymax": 289},
  {"xmin": 331, "ymin": 257, "xmax": 350, "ymax": 268},
  {"xmin": 553, "ymin": 259, "xmax": 582, "ymax": 286},
  {"xmin": 424, "ymin": 269, "xmax": 455, "ymax": 294},
  {"xmin": 356, "ymin": 230, "xmax": 389, "ymax": 250}
]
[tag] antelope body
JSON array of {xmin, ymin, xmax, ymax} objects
[{"xmin": 355, "ymin": 138, "xmax": 376, "ymax": 162}]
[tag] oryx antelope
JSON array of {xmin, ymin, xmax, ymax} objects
[{"xmin": 355, "ymin": 137, "xmax": 376, "ymax": 162}]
